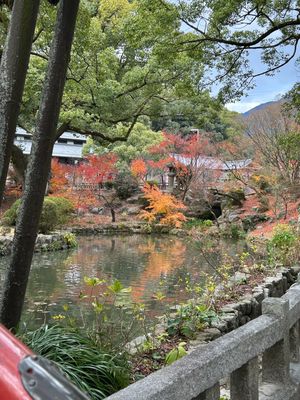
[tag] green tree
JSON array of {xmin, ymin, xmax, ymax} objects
[
  {"xmin": 176, "ymin": 0, "xmax": 300, "ymax": 100},
  {"xmin": 20, "ymin": 0, "xmax": 201, "ymax": 141},
  {"xmin": 85, "ymin": 122, "xmax": 164, "ymax": 164}
]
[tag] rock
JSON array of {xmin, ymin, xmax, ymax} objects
[
  {"xmin": 229, "ymin": 272, "xmax": 249, "ymax": 285},
  {"xmin": 227, "ymin": 212, "xmax": 240, "ymax": 223},
  {"xmin": 220, "ymin": 305, "xmax": 239, "ymax": 315},
  {"xmin": 193, "ymin": 328, "xmax": 221, "ymax": 342},
  {"xmin": 91, "ymin": 207, "xmax": 103, "ymax": 214},
  {"xmin": 291, "ymin": 265, "xmax": 300, "ymax": 275},
  {"xmin": 220, "ymin": 313, "xmax": 239, "ymax": 330},
  {"xmin": 252, "ymin": 289, "xmax": 264, "ymax": 303},
  {"xmin": 125, "ymin": 335, "xmax": 150, "ymax": 355},
  {"xmin": 127, "ymin": 206, "xmax": 142, "ymax": 215}
]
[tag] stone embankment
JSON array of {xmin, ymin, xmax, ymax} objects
[
  {"xmin": 188, "ymin": 266, "xmax": 299, "ymax": 350},
  {"xmin": 0, "ymin": 232, "xmax": 76, "ymax": 256},
  {"xmin": 69, "ymin": 222, "xmax": 173, "ymax": 235},
  {"xmin": 126, "ymin": 266, "xmax": 300, "ymax": 356}
]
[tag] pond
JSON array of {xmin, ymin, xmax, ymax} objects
[{"xmin": 0, "ymin": 235, "xmax": 244, "ymax": 340}]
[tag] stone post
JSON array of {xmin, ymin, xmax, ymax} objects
[
  {"xmin": 194, "ymin": 383, "xmax": 220, "ymax": 400},
  {"xmin": 261, "ymin": 297, "xmax": 290, "ymax": 383},
  {"xmin": 290, "ymin": 321, "xmax": 300, "ymax": 362},
  {"xmin": 230, "ymin": 357, "xmax": 259, "ymax": 400},
  {"xmin": 167, "ymin": 171, "xmax": 176, "ymax": 192}
]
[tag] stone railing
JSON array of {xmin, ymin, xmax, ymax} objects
[{"xmin": 106, "ymin": 275, "xmax": 300, "ymax": 400}]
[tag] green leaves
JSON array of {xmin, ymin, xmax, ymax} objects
[
  {"xmin": 84, "ymin": 276, "xmax": 106, "ymax": 287},
  {"xmin": 165, "ymin": 342, "xmax": 187, "ymax": 365}
]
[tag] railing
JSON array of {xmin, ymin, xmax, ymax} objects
[{"xmin": 106, "ymin": 275, "xmax": 300, "ymax": 400}]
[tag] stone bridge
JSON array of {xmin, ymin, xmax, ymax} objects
[{"xmin": 106, "ymin": 275, "xmax": 300, "ymax": 400}]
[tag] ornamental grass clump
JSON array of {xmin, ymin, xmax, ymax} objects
[{"xmin": 21, "ymin": 325, "xmax": 130, "ymax": 400}]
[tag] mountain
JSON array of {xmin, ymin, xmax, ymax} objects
[{"xmin": 243, "ymin": 100, "xmax": 281, "ymax": 117}]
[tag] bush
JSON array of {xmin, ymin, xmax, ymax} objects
[
  {"xmin": 258, "ymin": 195, "xmax": 269, "ymax": 212},
  {"xmin": 39, "ymin": 199, "xmax": 59, "ymax": 233},
  {"xmin": 221, "ymin": 223, "xmax": 245, "ymax": 239},
  {"xmin": 1, "ymin": 196, "xmax": 74, "ymax": 233},
  {"xmin": 227, "ymin": 188, "xmax": 245, "ymax": 206},
  {"xmin": 268, "ymin": 224, "xmax": 297, "ymax": 265},
  {"xmin": 1, "ymin": 198, "xmax": 21, "ymax": 225},
  {"xmin": 48, "ymin": 196, "xmax": 74, "ymax": 225},
  {"xmin": 184, "ymin": 218, "xmax": 213, "ymax": 230},
  {"xmin": 20, "ymin": 325, "xmax": 130, "ymax": 400},
  {"xmin": 114, "ymin": 172, "xmax": 139, "ymax": 200},
  {"xmin": 269, "ymin": 224, "xmax": 297, "ymax": 250}
]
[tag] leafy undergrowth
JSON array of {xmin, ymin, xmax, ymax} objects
[
  {"xmin": 129, "ymin": 266, "xmax": 275, "ymax": 381},
  {"xmin": 131, "ymin": 335, "xmax": 186, "ymax": 381}
]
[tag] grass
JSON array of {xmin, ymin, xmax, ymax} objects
[{"xmin": 20, "ymin": 325, "xmax": 130, "ymax": 399}]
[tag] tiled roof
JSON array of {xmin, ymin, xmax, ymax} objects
[
  {"xmin": 173, "ymin": 155, "xmax": 252, "ymax": 170},
  {"xmin": 14, "ymin": 127, "xmax": 86, "ymax": 159}
]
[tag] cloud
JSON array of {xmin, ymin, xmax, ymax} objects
[{"xmin": 226, "ymin": 102, "xmax": 261, "ymax": 113}]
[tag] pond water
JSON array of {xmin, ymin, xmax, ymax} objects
[{"xmin": 0, "ymin": 235, "xmax": 244, "ymax": 336}]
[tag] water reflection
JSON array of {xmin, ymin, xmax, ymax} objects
[{"xmin": 0, "ymin": 235, "xmax": 243, "ymax": 328}]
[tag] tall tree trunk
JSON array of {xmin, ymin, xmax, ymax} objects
[
  {"xmin": 0, "ymin": 0, "xmax": 40, "ymax": 206},
  {"xmin": 0, "ymin": 0, "xmax": 80, "ymax": 330}
]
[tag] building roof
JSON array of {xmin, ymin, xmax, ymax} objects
[
  {"xmin": 173, "ymin": 155, "xmax": 252, "ymax": 171},
  {"xmin": 14, "ymin": 140, "xmax": 84, "ymax": 159},
  {"xmin": 59, "ymin": 131, "xmax": 87, "ymax": 141},
  {"xmin": 16, "ymin": 127, "xmax": 87, "ymax": 142},
  {"xmin": 14, "ymin": 128, "xmax": 86, "ymax": 159}
]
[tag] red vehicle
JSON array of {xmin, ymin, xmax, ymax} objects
[{"xmin": 0, "ymin": 324, "xmax": 90, "ymax": 399}]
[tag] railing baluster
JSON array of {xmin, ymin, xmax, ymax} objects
[
  {"xmin": 230, "ymin": 357, "xmax": 259, "ymax": 400},
  {"xmin": 290, "ymin": 320, "xmax": 300, "ymax": 362},
  {"xmin": 194, "ymin": 383, "xmax": 220, "ymax": 400},
  {"xmin": 261, "ymin": 298, "xmax": 290, "ymax": 383}
]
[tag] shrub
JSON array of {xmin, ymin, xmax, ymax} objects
[
  {"xmin": 1, "ymin": 198, "xmax": 21, "ymax": 225},
  {"xmin": 268, "ymin": 224, "xmax": 297, "ymax": 265},
  {"xmin": 1, "ymin": 196, "xmax": 74, "ymax": 233},
  {"xmin": 269, "ymin": 224, "xmax": 297, "ymax": 250},
  {"xmin": 258, "ymin": 195, "xmax": 269, "ymax": 212},
  {"xmin": 39, "ymin": 199, "xmax": 58, "ymax": 233},
  {"xmin": 63, "ymin": 232, "xmax": 77, "ymax": 248},
  {"xmin": 227, "ymin": 188, "xmax": 245, "ymax": 206},
  {"xmin": 221, "ymin": 223, "xmax": 245, "ymax": 239},
  {"xmin": 48, "ymin": 196, "xmax": 74, "ymax": 225},
  {"xmin": 184, "ymin": 218, "xmax": 213, "ymax": 230},
  {"xmin": 114, "ymin": 171, "xmax": 139, "ymax": 200},
  {"xmin": 20, "ymin": 325, "xmax": 130, "ymax": 400}
]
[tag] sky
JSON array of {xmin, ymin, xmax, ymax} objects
[{"xmin": 226, "ymin": 51, "xmax": 300, "ymax": 114}]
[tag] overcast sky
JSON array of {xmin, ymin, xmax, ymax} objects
[{"xmin": 226, "ymin": 51, "xmax": 300, "ymax": 114}]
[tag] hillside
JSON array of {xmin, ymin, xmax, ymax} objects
[{"xmin": 243, "ymin": 100, "xmax": 281, "ymax": 117}]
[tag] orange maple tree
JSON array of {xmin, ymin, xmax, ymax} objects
[
  {"xmin": 140, "ymin": 183, "xmax": 186, "ymax": 228},
  {"xmin": 130, "ymin": 159, "xmax": 147, "ymax": 181}
]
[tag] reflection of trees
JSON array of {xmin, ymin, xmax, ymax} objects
[
  {"xmin": 0, "ymin": 235, "xmax": 248, "ymax": 330},
  {"xmin": 131, "ymin": 239, "xmax": 187, "ymax": 302}
]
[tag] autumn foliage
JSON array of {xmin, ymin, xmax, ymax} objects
[
  {"xmin": 49, "ymin": 154, "xmax": 118, "ymax": 212},
  {"xmin": 130, "ymin": 159, "xmax": 147, "ymax": 180},
  {"xmin": 140, "ymin": 184, "xmax": 186, "ymax": 228}
]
